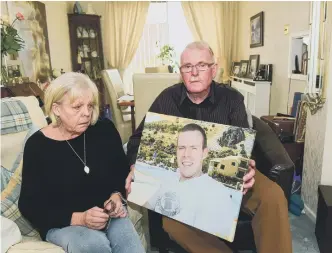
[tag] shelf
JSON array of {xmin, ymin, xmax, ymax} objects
[
  {"xmin": 81, "ymin": 56, "xmax": 100, "ymax": 60},
  {"xmin": 290, "ymin": 74, "xmax": 307, "ymax": 81},
  {"xmin": 77, "ymin": 37, "xmax": 97, "ymax": 40}
]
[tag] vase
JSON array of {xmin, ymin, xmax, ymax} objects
[
  {"xmin": 73, "ymin": 1, "xmax": 83, "ymax": 14},
  {"xmin": 1, "ymin": 55, "xmax": 9, "ymax": 86}
]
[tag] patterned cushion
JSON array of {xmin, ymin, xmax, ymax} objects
[
  {"xmin": 1, "ymin": 98, "xmax": 32, "ymax": 135},
  {"xmin": 1, "ymin": 159, "xmax": 41, "ymax": 239},
  {"xmin": 1, "ymin": 165, "xmax": 14, "ymax": 192}
]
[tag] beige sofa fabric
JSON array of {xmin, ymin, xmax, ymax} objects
[
  {"xmin": 7, "ymin": 242, "xmax": 64, "ymax": 253},
  {"xmin": 145, "ymin": 66, "xmax": 170, "ymax": 73},
  {"xmin": 133, "ymin": 73, "xmax": 181, "ymax": 125},
  {"xmin": 1, "ymin": 216, "xmax": 22, "ymax": 253}
]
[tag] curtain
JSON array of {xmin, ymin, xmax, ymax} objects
[
  {"xmin": 181, "ymin": 1, "xmax": 238, "ymax": 81},
  {"xmin": 104, "ymin": 1, "xmax": 150, "ymax": 85}
]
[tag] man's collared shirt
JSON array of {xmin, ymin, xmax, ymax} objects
[{"xmin": 127, "ymin": 81, "xmax": 249, "ymax": 165}]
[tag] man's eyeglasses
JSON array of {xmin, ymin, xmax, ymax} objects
[{"xmin": 180, "ymin": 62, "xmax": 215, "ymax": 73}]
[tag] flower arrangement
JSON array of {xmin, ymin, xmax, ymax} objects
[{"xmin": 1, "ymin": 12, "xmax": 25, "ymax": 56}]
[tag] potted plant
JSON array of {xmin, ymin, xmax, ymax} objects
[
  {"xmin": 156, "ymin": 42, "xmax": 179, "ymax": 73},
  {"xmin": 1, "ymin": 12, "xmax": 25, "ymax": 85}
]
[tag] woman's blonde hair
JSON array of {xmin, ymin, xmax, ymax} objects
[{"xmin": 45, "ymin": 72, "xmax": 100, "ymax": 126}]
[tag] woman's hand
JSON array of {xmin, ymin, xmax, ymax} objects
[
  {"xmin": 104, "ymin": 193, "xmax": 127, "ymax": 218},
  {"xmin": 243, "ymin": 159, "xmax": 256, "ymax": 195},
  {"xmin": 125, "ymin": 165, "xmax": 135, "ymax": 197},
  {"xmin": 72, "ymin": 207, "xmax": 109, "ymax": 230}
]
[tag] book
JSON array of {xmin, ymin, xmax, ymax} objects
[{"xmin": 128, "ymin": 112, "xmax": 256, "ymax": 242}]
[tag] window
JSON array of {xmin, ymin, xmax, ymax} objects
[{"xmin": 123, "ymin": 2, "xmax": 193, "ymax": 93}]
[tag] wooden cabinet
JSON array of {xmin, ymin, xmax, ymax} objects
[
  {"xmin": 68, "ymin": 14, "xmax": 104, "ymax": 78},
  {"xmin": 230, "ymin": 76, "xmax": 271, "ymax": 118},
  {"xmin": 68, "ymin": 14, "xmax": 105, "ymax": 107}
]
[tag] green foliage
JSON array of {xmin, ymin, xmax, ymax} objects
[
  {"xmin": 156, "ymin": 42, "xmax": 179, "ymax": 73},
  {"xmin": 157, "ymin": 44, "xmax": 175, "ymax": 64},
  {"xmin": 1, "ymin": 19, "xmax": 24, "ymax": 56}
]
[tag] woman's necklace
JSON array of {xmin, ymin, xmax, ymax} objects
[{"xmin": 63, "ymin": 132, "xmax": 89, "ymax": 174}]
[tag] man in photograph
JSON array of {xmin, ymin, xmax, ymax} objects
[
  {"xmin": 126, "ymin": 41, "xmax": 291, "ymax": 253},
  {"xmin": 142, "ymin": 123, "xmax": 243, "ymax": 240}
]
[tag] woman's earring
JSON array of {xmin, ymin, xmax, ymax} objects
[{"xmin": 55, "ymin": 115, "xmax": 61, "ymax": 125}]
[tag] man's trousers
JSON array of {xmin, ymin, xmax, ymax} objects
[{"xmin": 162, "ymin": 169, "xmax": 292, "ymax": 253}]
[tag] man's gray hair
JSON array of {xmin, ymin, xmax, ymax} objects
[{"xmin": 182, "ymin": 41, "xmax": 215, "ymax": 63}]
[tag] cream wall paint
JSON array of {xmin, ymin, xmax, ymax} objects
[
  {"xmin": 43, "ymin": 1, "xmax": 71, "ymax": 72},
  {"xmin": 320, "ymin": 60, "xmax": 332, "ymax": 186},
  {"xmin": 237, "ymin": 2, "xmax": 310, "ymax": 115},
  {"xmin": 302, "ymin": 2, "xmax": 332, "ymax": 218},
  {"xmin": 320, "ymin": 3, "xmax": 332, "ymax": 186}
]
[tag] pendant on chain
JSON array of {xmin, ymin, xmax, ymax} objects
[{"xmin": 84, "ymin": 166, "xmax": 90, "ymax": 174}]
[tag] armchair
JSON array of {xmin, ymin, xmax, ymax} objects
[
  {"xmin": 133, "ymin": 73, "xmax": 181, "ymax": 124},
  {"xmin": 147, "ymin": 115, "xmax": 294, "ymax": 253},
  {"xmin": 101, "ymin": 69, "xmax": 132, "ymax": 143}
]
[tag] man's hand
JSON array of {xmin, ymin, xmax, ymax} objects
[
  {"xmin": 81, "ymin": 207, "xmax": 109, "ymax": 230},
  {"xmin": 125, "ymin": 165, "xmax": 135, "ymax": 197},
  {"xmin": 243, "ymin": 159, "xmax": 256, "ymax": 195},
  {"xmin": 104, "ymin": 193, "xmax": 127, "ymax": 218}
]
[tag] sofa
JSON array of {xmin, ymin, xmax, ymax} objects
[{"xmin": 1, "ymin": 96, "xmax": 147, "ymax": 252}]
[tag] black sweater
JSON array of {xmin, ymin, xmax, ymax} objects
[{"xmin": 18, "ymin": 119, "xmax": 129, "ymax": 240}]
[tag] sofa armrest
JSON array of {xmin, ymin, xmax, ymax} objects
[
  {"xmin": 251, "ymin": 116, "xmax": 294, "ymax": 204},
  {"xmin": 268, "ymin": 164, "xmax": 294, "ymax": 203}
]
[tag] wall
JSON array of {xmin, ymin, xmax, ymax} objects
[
  {"xmin": 236, "ymin": 1, "xmax": 310, "ymax": 115},
  {"xmin": 302, "ymin": 2, "xmax": 332, "ymax": 220},
  {"xmin": 43, "ymin": 1, "xmax": 71, "ymax": 72}
]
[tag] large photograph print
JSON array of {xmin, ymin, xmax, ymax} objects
[{"xmin": 128, "ymin": 113, "xmax": 256, "ymax": 242}]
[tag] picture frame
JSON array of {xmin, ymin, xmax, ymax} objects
[
  {"xmin": 231, "ymin": 62, "xmax": 241, "ymax": 77},
  {"xmin": 247, "ymin": 55, "xmax": 260, "ymax": 79},
  {"xmin": 250, "ymin": 11, "xmax": 264, "ymax": 48},
  {"xmin": 128, "ymin": 112, "xmax": 257, "ymax": 242},
  {"xmin": 239, "ymin": 60, "xmax": 249, "ymax": 77}
]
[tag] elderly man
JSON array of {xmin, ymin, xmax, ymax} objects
[{"xmin": 126, "ymin": 41, "xmax": 292, "ymax": 253}]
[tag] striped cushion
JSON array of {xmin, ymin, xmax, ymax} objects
[
  {"xmin": 1, "ymin": 159, "xmax": 40, "ymax": 239},
  {"xmin": 1, "ymin": 98, "xmax": 32, "ymax": 135}
]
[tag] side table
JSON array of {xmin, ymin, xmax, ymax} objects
[{"xmin": 315, "ymin": 185, "xmax": 332, "ymax": 253}]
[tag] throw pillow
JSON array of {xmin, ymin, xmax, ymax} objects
[{"xmin": 1, "ymin": 159, "xmax": 41, "ymax": 239}]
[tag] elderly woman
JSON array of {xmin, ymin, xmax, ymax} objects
[{"xmin": 18, "ymin": 72, "xmax": 145, "ymax": 253}]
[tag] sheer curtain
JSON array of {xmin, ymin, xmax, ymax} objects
[
  {"xmin": 181, "ymin": 1, "xmax": 239, "ymax": 81},
  {"xmin": 123, "ymin": 2, "xmax": 193, "ymax": 94},
  {"xmin": 104, "ymin": 1, "xmax": 149, "ymax": 93}
]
